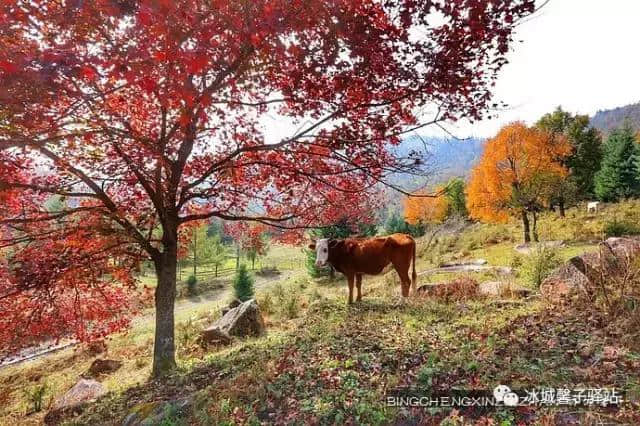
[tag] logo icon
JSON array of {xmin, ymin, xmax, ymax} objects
[{"xmin": 493, "ymin": 385, "xmax": 519, "ymax": 406}]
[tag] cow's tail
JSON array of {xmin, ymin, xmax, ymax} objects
[{"xmin": 411, "ymin": 238, "xmax": 417, "ymax": 295}]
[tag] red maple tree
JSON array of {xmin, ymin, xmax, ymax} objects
[{"xmin": 0, "ymin": 0, "xmax": 534, "ymax": 375}]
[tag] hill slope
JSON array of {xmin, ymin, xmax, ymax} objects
[{"xmin": 590, "ymin": 101, "xmax": 640, "ymax": 135}]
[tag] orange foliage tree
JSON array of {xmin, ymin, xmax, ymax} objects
[
  {"xmin": 404, "ymin": 187, "xmax": 449, "ymax": 225},
  {"xmin": 466, "ymin": 122, "xmax": 571, "ymax": 243}
]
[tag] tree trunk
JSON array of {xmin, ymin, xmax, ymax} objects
[
  {"xmin": 532, "ymin": 211, "xmax": 539, "ymax": 242},
  {"xmin": 152, "ymin": 244, "xmax": 178, "ymax": 377},
  {"xmin": 521, "ymin": 210, "xmax": 531, "ymax": 243},
  {"xmin": 193, "ymin": 230, "xmax": 197, "ymax": 278},
  {"xmin": 215, "ymin": 264, "xmax": 218, "ymax": 277},
  {"xmin": 236, "ymin": 246, "xmax": 240, "ymax": 270},
  {"xmin": 558, "ymin": 199, "xmax": 566, "ymax": 217}
]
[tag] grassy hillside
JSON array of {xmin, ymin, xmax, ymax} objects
[{"xmin": 2, "ymin": 202, "xmax": 640, "ymax": 424}]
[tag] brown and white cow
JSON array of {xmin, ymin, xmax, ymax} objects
[{"xmin": 309, "ymin": 233, "xmax": 417, "ymax": 304}]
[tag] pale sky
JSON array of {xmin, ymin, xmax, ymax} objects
[
  {"xmin": 445, "ymin": 0, "xmax": 640, "ymax": 138},
  {"xmin": 262, "ymin": 0, "xmax": 640, "ymax": 142}
]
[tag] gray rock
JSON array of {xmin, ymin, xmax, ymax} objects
[
  {"xmin": 45, "ymin": 379, "xmax": 106, "ymax": 424},
  {"xmin": 515, "ymin": 240, "xmax": 565, "ymax": 255},
  {"xmin": 478, "ymin": 281, "xmax": 532, "ymax": 297},
  {"xmin": 439, "ymin": 259, "xmax": 488, "ymax": 267},
  {"xmin": 541, "ymin": 237, "xmax": 640, "ymax": 302},
  {"xmin": 122, "ymin": 397, "xmax": 193, "ymax": 426},
  {"xmin": 200, "ymin": 326, "xmax": 232, "ymax": 345},
  {"xmin": 221, "ymin": 298, "xmax": 242, "ymax": 316},
  {"xmin": 202, "ymin": 299, "xmax": 265, "ymax": 341}
]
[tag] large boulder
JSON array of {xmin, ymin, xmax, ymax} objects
[
  {"xmin": 201, "ymin": 299, "xmax": 265, "ymax": 343},
  {"xmin": 44, "ymin": 379, "xmax": 106, "ymax": 424},
  {"xmin": 541, "ymin": 237, "xmax": 640, "ymax": 302},
  {"xmin": 221, "ymin": 298, "xmax": 242, "ymax": 316}
]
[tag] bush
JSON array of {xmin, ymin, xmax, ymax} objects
[
  {"xmin": 186, "ymin": 274, "xmax": 197, "ymax": 295},
  {"xmin": 23, "ymin": 383, "xmax": 47, "ymax": 413},
  {"xmin": 305, "ymin": 248, "xmax": 326, "ymax": 278},
  {"xmin": 176, "ymin": 317, "xmax": 200, "ymax": 352},
  {"xmin": 603, "ymin": 218, "xmax": 640, "ymax": 238},
  {"xmin": 521, "ymin": 245, "xmax": 562, "ymax": 288},
  {"xmin": 233, "ymin": 264, "xmax": 254, "ymax": 301},
  {"xmin": 419, "ymin": 277, "xmax": 479, "ymax": 303},
  {"xmin": 574, "ymin": 244, "xmax": 640, "ymax": 329},
  {"xmin": 271, "ymin": 283, "xmax": 300, "ymax": 319},
  {"xmin": 256, "ymin": 292, "xmax": 275, "ymax": 315}
]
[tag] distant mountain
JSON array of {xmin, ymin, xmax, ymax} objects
[
  {"xmin": 590, "ymin": 102, "xmax": 640, "ymax": 135},
  {"xmin": 387, "ymin": 136, "xmax": 485, "ymax": 197},
  {"xmin": 392, "ymin": 136, "xmax": 485, "ymax": 181}
]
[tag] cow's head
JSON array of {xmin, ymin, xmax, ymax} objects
[{"xmin": 309, "ymin": 238, "xmax": 330, "ymax": 268}]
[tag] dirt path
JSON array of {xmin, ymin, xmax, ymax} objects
[{"xmin": 1, "ymin": 271, "xmax": 292, "ymax": 369}]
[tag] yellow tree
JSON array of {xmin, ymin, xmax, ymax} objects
[
  {"xmin": 466, "ymin": 122, "xmax": 571, "ymax": 243},
  {"xmin": 404, "ymin": 187, "xmax": 449, "ymax": 225}
]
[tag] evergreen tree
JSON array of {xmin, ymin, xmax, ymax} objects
[
  {"xmin": 384, "ymin": 212, "xmax": 425, "ymax": 237},
  {"xmin": 594, "ymin": 126, "xmax": 640, "ymax": 201},
  {"xmin": 537, "ymin": 107, "xmax": 603, "ymax": 202},
  {"xmin": 305, "ymin": 218, "xmax": 377, "ymax": 279},
  {"xmin": 305, "ymin": 249, "xmax": 324, "ymax": 278},
  {"xmin": 233, "ymin": 264, "xmax": 254, "ymax": 301},
  {"xmin": 444, "ymin": 178, "xmax": 468, "ymax": 218}
]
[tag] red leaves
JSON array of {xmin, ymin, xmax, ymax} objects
[
  {"xmin": 153, "ymin": 50, "xmax": 168, "ymax": 62},
  {"xmin": 140, "ymin": 76, "xmax": 156, "ymax": 93},
  {"xmin": 0, "ymin": 222, "xmax": 141, "ymax": 357},
  {"xmin": 80, "ymin": 65, "xmax": 97, "ymax": 80},
  {"xmin": 0, "ymin": 59, "xmax": 17, "ymax": 74},
  {"xmin": 186, "ymin": 54, "xmax": 208, "ymax": 74},
  {"xmin": 0, "ymin": 0, "xmax": 535, "ymax": 356}
]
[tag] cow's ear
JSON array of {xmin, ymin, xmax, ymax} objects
[
  {"xmin": 329, "ymin": 239, "xmax": 339, "ymax": 248},
  {"xmin": 308, "ymin": 242, "xmax": 316, "ymax": 250}
]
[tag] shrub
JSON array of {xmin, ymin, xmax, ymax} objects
[
  {"xmin": 186, "ymin": 274, "xmax": 197, "ymax": 295},
  {"xmin": 23, "ymin": 383, "xmax": 47, "ymax": 413},
  {"xmin": 176, "ymin": 317, "xmax": 200, "ymax": 350},
  {"xmin": 521, "ymin": 245, "xmax": 562, "ymax": 288},
  {"xmin": 233, "ymin": 264, "xmax": 254, "ymax": 301},
  {"xmin": 420, "ymin": 277, "xmax": 479, "ymax": 303},
  {"xmin": 603, "ymin": 219, "xmax": 640, "ymax": 238},
  {"xmin": 271, "ymin": 283, "xmax": 300, "ymax": 319},
  {"xmin": 574, "ymin": 244, "xmax": 640, "ymax": 328},
  {"xmin": 256, "ymin": 292, "xmax": 275, "ymax": 315},
  {"xmin": 305, "ymin": 248, "xmax": 326, "ymax": 278}
]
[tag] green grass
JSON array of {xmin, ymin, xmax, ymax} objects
[{"xmin": 4, "ymin": 202, "xmax": 640, "ymax": 425}]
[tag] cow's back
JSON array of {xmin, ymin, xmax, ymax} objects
[{"xmin": 330, "ymin": 234, "xmax": 414, "ymax": 276}]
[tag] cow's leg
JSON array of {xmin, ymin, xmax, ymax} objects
[
  {"xmin": 356, "ymin": 274, "xmax": 363, "ymax": 302},
  {"xmin": 393, "ymin": 262, "xmax": 411, "ymax": 298},
  {"xmin": 347, "ymin": 273, "xmax": 355, "ymax": 304}
]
